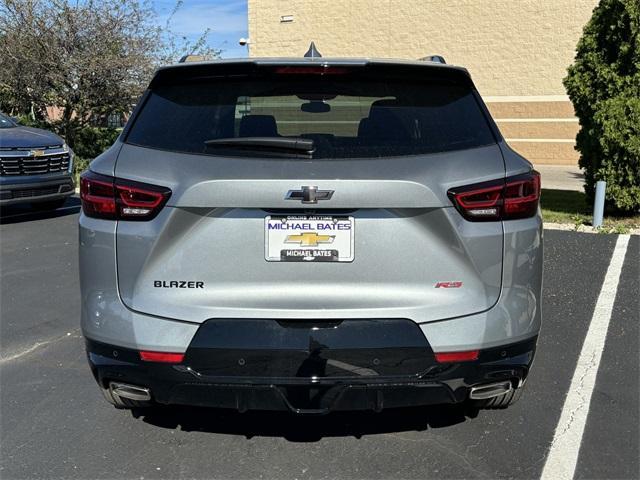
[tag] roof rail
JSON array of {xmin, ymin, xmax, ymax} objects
[
  {"xmin": 419, "ymin": 55, "xmax": 446, "ymax": 64},
  {"xmin": 304, "ymin": 42, "xmax": 322, "ymax": 58}
]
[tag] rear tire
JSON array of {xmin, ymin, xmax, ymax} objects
[
  {"xmin": 474, "ymin": 385, "xmax": 523, "ymax": 409},
  {"xmin": 99, "ymin": 385, "xmax": 153, "ymax": 410}
]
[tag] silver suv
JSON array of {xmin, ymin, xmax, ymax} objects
[{"xmin": 79, "ymin": 55, "xmax": 542, "ymax": 414}]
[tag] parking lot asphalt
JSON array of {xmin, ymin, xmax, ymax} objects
[{"xmin": 1, "ymin": 199, "xmax": 638, "ymax": 480}]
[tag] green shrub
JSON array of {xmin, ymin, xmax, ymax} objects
[
  {"xmin": 564, "ymin": 0, "xmax": 640, "ymax": 214},
  {"xmin": 13, "ymin": 116, "xmax": 120, "ymax": 162},
  {"xmin": 71, "ymin": 126, "xmax": 121, "ymax": 160},
  {"xmin": 73, "ymin": 157, "xmax": 91, "ymax": 185},
  {"xmin": 14, "ymin": 115, "xmax": 48, "ymax": 129}
]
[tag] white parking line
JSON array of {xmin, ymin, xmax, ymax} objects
[
  {"xmin": 541, "ymin": 234, "xmax": 631, "ymax": 480},
  {"xmin": 0, "ymin": 330, "xmax": 80, "ymax": 364}
]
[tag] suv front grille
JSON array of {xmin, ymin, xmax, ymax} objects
[
  {"xmin": 0, "ymin": 148, "xmax": 71, "ymax": 176},
  {"xmin": 11, "ymin": 187, "xmax": 60, "ymax": 198}
]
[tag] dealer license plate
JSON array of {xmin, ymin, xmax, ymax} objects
[{"xmin": 265, "ymin": 215, "xmax": 354, "ymax": 262}]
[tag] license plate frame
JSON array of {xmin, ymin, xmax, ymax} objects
[{"xmin": 265, "ymin": 215, "xmax": 354, "ymax": 262}]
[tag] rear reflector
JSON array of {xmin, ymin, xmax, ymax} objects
[
  {"xmin": 448, "ymin": 171, "xmax": 540, "ymax": 221},
  {"xmin": 434, "ymin": 350, "xmax": 479, "ymax": 363},
  {"xmin": 139, "ymin": 351, "xmax": 185, "ymax": 363},
  {"xmin": 80, "ymin": 171, "xmax": 171, "ymax": 221}
]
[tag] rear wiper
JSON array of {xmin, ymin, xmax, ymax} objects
[{"xmin": 204, "ymin": 137, "xmax": 314, "ymax": 157}]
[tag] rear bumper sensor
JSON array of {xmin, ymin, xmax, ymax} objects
[{"xmin": 85, "ymin": 322, "xmax": 537, "ymax": 414}]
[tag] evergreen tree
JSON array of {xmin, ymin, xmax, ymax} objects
[{"xmin": 564, "ymin": 0, "xmax": 640, "ymax": 213}]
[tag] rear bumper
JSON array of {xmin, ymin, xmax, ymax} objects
[
  {"xmin": 0, "ymin": 176, "xmax": 74, "ymax": 205},
  {"xmin": 86, "ymin": 319, "xmax": 536, "ymax": 414}
]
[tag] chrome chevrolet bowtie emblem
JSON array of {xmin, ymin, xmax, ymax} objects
[
  {"xmin": 285, "ymin": 232, "xmax": 335, "ymax": 246},
  {"xmin": 285, "ymin": 186, "xmax": 334, "ymax": 204}
]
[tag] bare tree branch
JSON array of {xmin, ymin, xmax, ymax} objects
[{"xmin": 0, "ymin": 0, "xmax": 221, "ymax": 145}]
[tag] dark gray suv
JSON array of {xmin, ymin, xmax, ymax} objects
[
  {"xmin": 80, "ymin": 56, "xmax": 542, "ymax": 414},
  {"xmin": 0, "ymin": 113, "xmax": 74, "ymax": 209}
]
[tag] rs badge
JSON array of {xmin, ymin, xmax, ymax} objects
[{"xmin": 435, "ymin": 281, "xmax": 463, "ymax": 288}]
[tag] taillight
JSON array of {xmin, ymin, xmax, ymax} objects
[
  {"xmin": 79, "ymin": 172, "xmax": 117, "ymax": 219},
  {"xmin": 448, "ymin": 171, "xmax": 540, "ymax": 221},
  {"xmin": 502, "ymin": 173, "xmax": 541, "ymax": 218},
  {"xmin": 80, "ymin": 171, "xmax": 171, "ymax": 221}
]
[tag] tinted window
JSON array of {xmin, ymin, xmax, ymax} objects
[{"xmin": 127, "ymin": 73, "xmax": 495, "ymax": 158}]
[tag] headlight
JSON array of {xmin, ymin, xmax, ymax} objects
[{"xmin": 64, "ymin": 143, "xmax": 74, "ymax": 172}]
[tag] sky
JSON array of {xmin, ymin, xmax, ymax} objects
[{"xmin": 153, "ymin": 0, "xmax": 248, "ymax": 59}]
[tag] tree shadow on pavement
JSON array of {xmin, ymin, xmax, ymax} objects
[
  {"xmin": 0, "ymin": 196, "xmax": 80, "ymax": 225},
  {"xmin": 132, "ymin": 404, "xmax": 479, "ymax": 442}
]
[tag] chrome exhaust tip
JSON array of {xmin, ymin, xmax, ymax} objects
[
  {"xmin": 109, "ymin": 382, "xmax": 151, "ymax": 402},
  {"xmin": 469, "ymin": 381, "xmax": 512, "ymax": 400}
]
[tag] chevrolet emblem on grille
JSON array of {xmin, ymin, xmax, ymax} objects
[
  {"xmin": 29, "ymin": 149, "xmax": 45, "ymax": 157},
  {"xmin": 285, "ymin": 186, "xmax": 334, "ymax": 204}
]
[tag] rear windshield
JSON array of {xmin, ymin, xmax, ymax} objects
[{"xmin": 126, "ymin": 69, "xmax": 495, "ymax": 158}]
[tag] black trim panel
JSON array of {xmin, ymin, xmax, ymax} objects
[
  {"xmin": 85, "ymin": 321, "xmax": 537, "ymax": 414},
  {"xmin": 186, "ymin": 318, "xmax": 434, "ymax": 379}
]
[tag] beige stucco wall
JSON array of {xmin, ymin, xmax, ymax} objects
[{"xmin": 248, "ymin": 0, "xmax": 599, "ymax": 165}]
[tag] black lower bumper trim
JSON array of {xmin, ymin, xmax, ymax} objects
[
  {"xmin": 86, "ymin": 320, "xmax": 537, "ymax": 414},
  {"xmin": 168, "ymin": 382, "xmax": 456, "ymax": 414}
]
